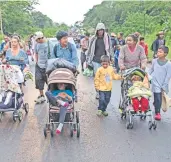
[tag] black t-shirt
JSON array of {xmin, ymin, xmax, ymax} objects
[{"xmin": 93, "ymin": 37, "xmax": 106, "ymax": 63}]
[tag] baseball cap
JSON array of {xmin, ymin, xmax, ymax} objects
[{"xmin": 35, "ymin": 31, "xmax": 44, "ymax": 40}]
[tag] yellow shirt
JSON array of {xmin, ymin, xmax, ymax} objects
[{"xmin": 94, "ymin": 66, "xmax": 121, "ymax": 91}]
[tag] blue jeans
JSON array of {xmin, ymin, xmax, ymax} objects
[
  {"xmin": 92, "ymin": 61, "xmax": 101, "ymax": 76},
  {"xmin": 114, "ymin": 58, "xmax": 120, "ymax": 73},
  {"xmin": 154, "ymin": 93, "xmax": 162, "ymax": 114},
  {"xmin": 98, "ymin": 91, "xmax": 111, "ymax": 111}
]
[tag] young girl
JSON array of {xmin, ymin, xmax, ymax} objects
[{"xmin": 149, "ymin": 45, "xmax": 171, "ymax": 120}]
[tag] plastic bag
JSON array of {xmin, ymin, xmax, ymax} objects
[
  {"xmin": 161, "ymin": 92, "xmax": 171, "ymax": 112},
  {"xmin": 83, "ymin": 68, "xmax": 93, "ymax": 77},
  {"xmin": 46, "ymin": 58, "xmax": 76, "ymax": 74}
]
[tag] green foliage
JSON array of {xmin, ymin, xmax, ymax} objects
[
  {"xmin": 83, "ymin": 1, "xmax": 171, "ymax": 59},
  {"xmin": 0, "ymin": 0, "xmax": 69, "ymax": 39}
]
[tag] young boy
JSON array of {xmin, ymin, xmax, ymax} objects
[
  {"xmin": 149, "ymin": 45, "xmax": 171, "ymax": 120},
  {"xmin": 94, "ymin": 55, "xmax": 122, "ymax": 116},
  {"xmin": 139, "ymin": 37, "xmax": 148, "ymax": 57}
]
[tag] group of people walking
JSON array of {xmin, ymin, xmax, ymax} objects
[
  {"xmin": 0, "ymin": 22, "xmax": 170, "ymax": 123},
  {"xmin": 80, "ymin": 22, "xmax": 171, "ymax": 121}
]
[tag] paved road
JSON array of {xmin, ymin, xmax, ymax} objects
[{"xmin": 0, "ymin": 54, "xmax": 171, "ymax": 162}]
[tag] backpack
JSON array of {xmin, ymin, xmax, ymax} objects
[
  {"xmin": 54, "ymin": 42, "xmax": 72, "ymax": 58},
  {"xmin": 151, "ymin": 41, "xmax": 154, "ymax": 51}
]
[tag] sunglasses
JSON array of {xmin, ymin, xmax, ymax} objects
[{"xmin": 37, "ymin": 37, "xmax": 43, "ymax": 40}]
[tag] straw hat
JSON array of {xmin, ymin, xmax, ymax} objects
[
  {"xmin": 111, "ymin": 33, "xmax": 116, "ymax": 37},
  {"xmin": 156, "ymin": 31, "xmax": 164, "ymax": 36}
]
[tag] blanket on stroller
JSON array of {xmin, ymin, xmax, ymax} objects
[
  {"xmin": 46, "ymin": 58, "xmax": 77, "ymax": 75},
  {"xmin": 128, "ymin": 81, "xmax": 152, "ymax": 98},
  {"xmin": 0, "ymin": 64, "xmax": 22, "ymax": 94}
]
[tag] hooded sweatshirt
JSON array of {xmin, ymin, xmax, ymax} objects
[{"xmin": 86, "ymin": 23, "xmax": 113, "ymax": 64}]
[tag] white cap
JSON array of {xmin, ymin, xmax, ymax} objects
[{"xmin": 35, "ymin": 31, "xmax": 44, "ymax": 40}]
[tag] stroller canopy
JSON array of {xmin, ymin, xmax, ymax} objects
[
  {"xmin": 123, "ymin": 67, "xmax": 146, "ymax": 79},
  {"xmin": 48, "ymin": 68, "xmax": 76, "ymax": 87}
]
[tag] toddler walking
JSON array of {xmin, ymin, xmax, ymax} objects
[{"xmin": 94, "ymin": 55, "xmax": 122, "ymax": 116}]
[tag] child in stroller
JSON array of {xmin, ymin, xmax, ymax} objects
[
  {"xmin": 119, "ymin": 67, "xmax": 156, "ymax": 129},
  {"xmin": 46, "ymin": 82, "xmax": 74, "ymax": 134},
  {"xmin": 128, "ymin": 74, "xmax": 152, "ymax": 114},
  {"xmin": 44, "ymin": 68, "xmax": 80, "ymax": 138}
]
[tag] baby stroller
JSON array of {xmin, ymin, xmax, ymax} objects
[
  {"xmin": 119, "ymin": 67, "xmax": 157, "ymax": 130},
  {"xmin": 0, "ymin": 64, "xmax": 29, "ymax": 122},
  {"xmin": 44, "ymin": 68, "xmax": 80, "ymax": 138}
]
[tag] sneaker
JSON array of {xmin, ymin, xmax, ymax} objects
[
  {"xmin": 56, "ymin": 123, "xmax": 63, "ymax": 134},
  {"xmin": 97, "ymin": 110, "xmax": 102, "ymax": 116},
  {"xmin": 35, "ymin": 96, "xmax": 46, "ymax": 104},
  {"xmin": 102, "ymin": 111, "xmax": 108, "ymax": 116},
  {"xmin": 155, "ymin": 113, "xmax": 161, "ymax": 120},
  {"xmin": 96, "ymin": 92, "xmax": 99, "ymax": 99}
]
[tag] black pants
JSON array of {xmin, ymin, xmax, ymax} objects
[
  {"xmin": 98, "ymin": 91, "xmax": 111, "ymax": 111},
  {"xmin": 154, "ymin": 92, "xmax": 162, "ymax": 114},
  {"xmin": 35, "ymin": 64, "xmax": 47, "ymax": 90},
  {"xmin": 80, "ymin": 51, "xmax": 86, "ymax": 69}
]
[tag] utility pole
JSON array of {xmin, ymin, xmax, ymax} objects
[
  {"xmin": 0, "ymin": 7, "xmax": 3, "ymax": 36},
  {"xmin": 140, "ymin": 0, "xmax": 145, "ymax": 37}
]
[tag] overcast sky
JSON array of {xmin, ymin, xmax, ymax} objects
[{"xmin": 35, "ymin": 0, "xmax": 103, "ymax": 25}]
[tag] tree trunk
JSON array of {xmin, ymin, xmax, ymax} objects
[{"xmin": 0, "ymin": 8, "xmax": 4, "ymax": 36}]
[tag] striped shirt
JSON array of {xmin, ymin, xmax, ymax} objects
[{"xmin": 118, "ymin": 45, "xmax": 147, "ymax": 69}]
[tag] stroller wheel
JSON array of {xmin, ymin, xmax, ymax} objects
[
  {"xmin": 18, "ymin": 112, "xmax": 23, "ymax": 122},
  {"xmin": 76, "ymin": 111, "xmax": 79, "ymax": 123},
  {"xmin": 0, "ymin": 112, "xmax": 3, "ymax": 122},
  {"xmin": 13, "ymin": 112, "xmax": 17, "ymax": 122},
  {"xmin": 24, "ymin": 103, "xmax": 29, "ymax": 114},
  {"xmin": 75, "ymin": 96, "xmax": 78, "ymax": 103},
  {"xmin": 126, "ymin": 122, "xmax": 133, "ymax": 129},
  {"xmin": 70, "ymin": 123, "xmax": 73, "ymax": 137},
  {"xmin": 148, "ymin": 121, "xmax": 153, "ymax": 130},
  {"xmin": 50, "ymin": 129, "xmax": 54, "ymax": 137},
  {"xmin": 50, "ymin": 123, "xmax": 54, "ymax": 137},
  {"xmin": 140, "ymin": 115, "xmax": 146, "ymax": 120},
  {"xmin": 153, "ymin": 121, "xmax": 157, "ymax": 130},
  {"xmin": 44, "ymin": 127, "xmax": 47, "ymax": 138},
  {"xmin": 76, "ymin": 123, "xmax": 80, "ymax": 138}
]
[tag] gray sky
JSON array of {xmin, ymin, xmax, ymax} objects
[{"xmin": 35, "ymin": 0, "xmax": 103, "ymax": 25}]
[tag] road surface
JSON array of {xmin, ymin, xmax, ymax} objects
[{"xmin": 0, "ymin": 53, "xmax": 171, "ymax": 162}]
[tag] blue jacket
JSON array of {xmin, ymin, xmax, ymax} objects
[
  {"xmin": 53, "ymin": 43, "xmax": 79, "ymax": 68},
  {"xmin": 0, "ymin": 42, "xmax": 6, "ymax": 52}
]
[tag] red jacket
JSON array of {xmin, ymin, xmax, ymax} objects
[{"xmin": 139, "ymin": 42, "xmax": 148, "ymax": 56}]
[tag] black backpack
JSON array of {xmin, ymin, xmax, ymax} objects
[{"xmin": 54, "ymin": 42, "xmax": 72, "ymax": 58}]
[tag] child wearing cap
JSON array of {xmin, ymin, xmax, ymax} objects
[{"xmin": 149, "ymin": 45, "xmax": 171, "ymax": 120}]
